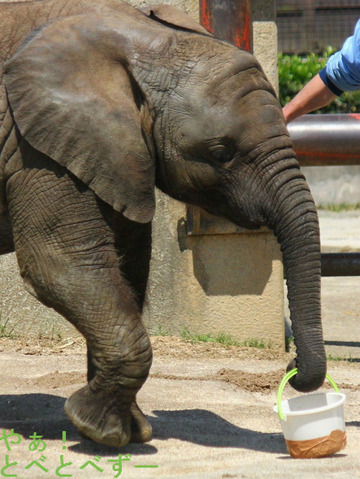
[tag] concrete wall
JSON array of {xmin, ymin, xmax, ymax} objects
[
  {"xmin": 302, "ymin": 166, "xmax": 360, "ymax": 206},
  {"xmin": 143, "ymin": 192, "xmax": 284, "ymax": 348},
  {"xmin": 0, "ymin": 254, "xmax": 78, "ymax": 339},
  {"xmin": 0, "ymin": 0, "xmax": 285, "ymax": 348}
]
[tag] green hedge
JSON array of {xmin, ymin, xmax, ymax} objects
[{"xmin": 278, "ymin": 48, "xmax": 360, "ymax": 113}]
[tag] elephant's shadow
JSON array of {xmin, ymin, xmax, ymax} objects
[{"xmin": 0, "ymin": 393, "xmax": 287, "ymax": 455}]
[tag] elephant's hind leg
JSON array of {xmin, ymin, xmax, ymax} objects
[{"xmin": 6, "ymin": 153, "xmax": 152, "ymax": 447}]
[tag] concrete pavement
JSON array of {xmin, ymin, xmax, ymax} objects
[
  {"xmin": 318, "ymin": 210, "xmax": 359, "ymax": 360},
  {"xmin": 319, "ymin": 210, "xmax": 360, "ymax": 253},
  {"xmin": 0, "ymin": 342, "xmax": 359, "ymax": 479}
]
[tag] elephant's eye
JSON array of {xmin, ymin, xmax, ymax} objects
[
  {"xmin": 210, "ymin": 147, "xmax": 232, "ymax": 163},
  {"xmin": 208, "ymin": 138, "xmax": 235, "ymax": 164}
]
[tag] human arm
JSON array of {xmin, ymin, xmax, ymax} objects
[
  {"xmin": 282, "ymin": 73, "xmax": 337, "ymax": 124},
  {"xmin": 283, "ymin": 19, "xmax": 360, "ymax": 124}
]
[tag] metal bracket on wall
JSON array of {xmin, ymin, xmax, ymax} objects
[{"xmin": 186, "ymin": 206, "xmax": 269, "ymax": 236}]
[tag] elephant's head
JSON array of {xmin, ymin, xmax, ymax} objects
[{"xmin": 4, "ymin": 3, "xmax": 326, "ymax": 392}]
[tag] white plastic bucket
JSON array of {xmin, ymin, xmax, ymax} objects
[{"xmin": 274, "ymin": 369, "xmax": 346, "ymax": 458}]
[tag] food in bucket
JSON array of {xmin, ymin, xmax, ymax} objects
[
  {"xmin": 285, "ymin": 429, "xmax": 346, "ymax": 459},
  {"xmin": 274, "ymin": 368, "xmax": 346, "ymax": 459}
]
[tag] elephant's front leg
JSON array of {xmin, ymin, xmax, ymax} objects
[
  {"xmin": 86, "ymin": 206, "xmax": 153, "ymax": 444},
  {"xmin": 6, "ymin": 151, "xmax": 152, "ymax": 447}
]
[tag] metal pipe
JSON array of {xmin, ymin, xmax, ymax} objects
[
  {"xmin": 288, "ymin": 114, "xmax": 360, "ymax": 166},
  {"xmin": 321, "ymin": 253, "xmax": 360, "ymax": 276}
]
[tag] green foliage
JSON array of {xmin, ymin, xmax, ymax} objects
[{"xmin": 278, "ymin": 48, "xmax": 360, "ymax": 113}]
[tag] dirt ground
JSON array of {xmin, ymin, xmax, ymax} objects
[{"xmin": 0, "ymin": 335, "xmax": 359, "ymax": 479}]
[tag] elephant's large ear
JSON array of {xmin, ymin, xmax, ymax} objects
[
  {"xmin": 4, "ymin": 15, "xmax": 155, "ymax": 223},
  {"xmin": 141, "ymin": 4, "xmax": 211, "ymax": 35}
]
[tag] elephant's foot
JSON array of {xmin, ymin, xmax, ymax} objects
[
  {"xmin": 64, "ymin": 386, "xmax": 152, "ymax": 447},
  {"xmin": 130, "ymin": 400, "xmax": 152, "ymax": 443},
  {"xmin": 64, "ymin": 385, "xmax": 132, "ymax": 447}
]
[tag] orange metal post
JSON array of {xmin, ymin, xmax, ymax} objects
[{"xmin": 199, "ymin": 0, "xmax": 252, "ymax": 52}]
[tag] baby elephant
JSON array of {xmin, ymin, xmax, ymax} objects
[{"xmin": 0, "ymin": 0, "xmax": 326, "ymax": 446}]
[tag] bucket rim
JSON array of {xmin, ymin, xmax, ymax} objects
[
  {"xmin": 276, "ymin": 368, "xmax": 343, "ymax": 420},
  {"xmin": 273, "ymin": 392, "xmax": 346, "ymax": 417}
]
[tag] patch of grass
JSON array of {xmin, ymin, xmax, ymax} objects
[
  {"xmin": 49, "ymin": 324, "xmax": 63, "ymax": 342},
  {"xmin": 285, "ymin": 335, "xmax": 295, "ymax": 352},
  {"xmin": 327, "ymin": 354, "xmax": 343, "ymax": 361},
  {"xmin": 180, "ymin": 327, "xmax": 271, "ymax": 349},
  {"xmin": 37, "ymin": 319, "xmax": 63, "ymax": 343},
  {"xmin": 149, "ymin": 325, "xmax": 170, "ymax": 337},
  {"xmin": 215, "ymin": 332, "xmax": 242, "ymax": 347},
  {"xmin": 242, "ymin": 339, "xmax": 269, "ymax": 349},
  {"xmin": 180, "ymin": 327, "xmax": 206, "ymax": 343},
  {"xmin": 327, "ymin": 353, "xmax": 356, "ymax": 362},
  {"xmin": 317, "ymin": 203, "xmax": 360, "ymax": 212},
  {"xmin": 0, "ymin": 315, "xmax": 17, "ymax": 339},
  {"xmin": 180, "ymin": 327, "xmax": 234, "ymax": 345},
  {"xmin": 181, "ymin": 327, "xmax": 211, "ymax": 343}
]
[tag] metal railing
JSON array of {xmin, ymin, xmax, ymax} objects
[
  {"xmin": 288, "ymin": 114, "xmax": 360, "ymax": 167},
  {"xmin": 288, "ymin": 114, "xmax": 360, "ymax": 276}
]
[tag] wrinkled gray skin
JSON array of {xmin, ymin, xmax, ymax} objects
[{"xmin": 0, "ymin": 0, "xmax": 326, "ymax": 447}]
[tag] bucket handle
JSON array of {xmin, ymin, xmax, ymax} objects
[{"xmin": 277, "ymin": 368, "xmax": 339, "ymax": 421}]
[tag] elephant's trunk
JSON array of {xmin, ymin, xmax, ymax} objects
[{"xmin": 264, "ymin": 151, "xmax": 327, "ymax": 392}]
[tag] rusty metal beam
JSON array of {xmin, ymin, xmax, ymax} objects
[
  {"xmin": 199, "ymin": 0, "xmax": 252, "ymax": 51},
  {"xmin": 288, "ymin": 114, "xmax": 360, "ymax": 166}
]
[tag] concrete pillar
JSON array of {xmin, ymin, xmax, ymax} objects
[{"xmin": 252, "ymin": 0, "xmax": 279, "ymax": 94}]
